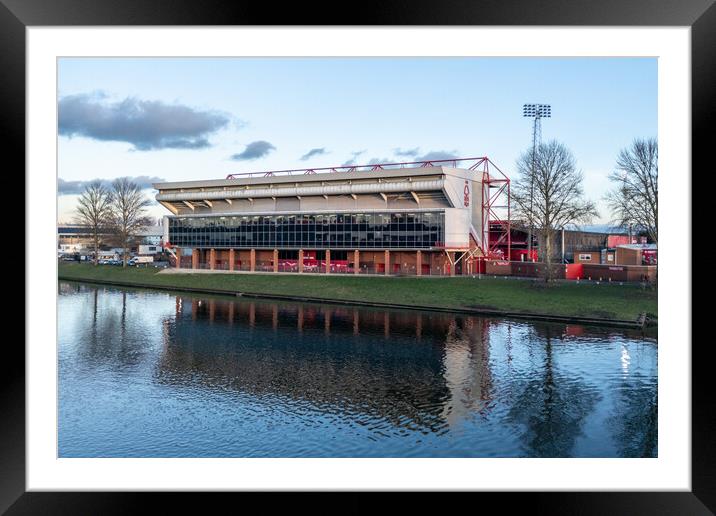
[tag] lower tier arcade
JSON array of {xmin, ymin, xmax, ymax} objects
[{"xmin": 173, "ymin": 247, "xmax": 481, "ymax": 276}]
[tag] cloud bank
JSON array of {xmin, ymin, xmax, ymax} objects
[
  {"xmin": 417, "ymin": 150, "xmax": 459, "ymax": 161},
  {"xmin": 58, "ymin": 176, "xmax": 165, "ymax": 196},
  {"xmin": 230, "ymin": 141, "xmax": 276, "ymax": 161},
  {"xmin": 300, "ymin": 148, "xmax": 328, "ymax": 161},
  {"xmin": 393, "ymin": 147, "xmax": 420, "ymax": 157},
  {"xmin": 367, "ymin": 157, "xmax": 392, "ymax": 165},
  {"xmin": 342, "ymin": 150, "xmax": 366, "ymax": 166},
  {"xmin": 58, "ymin": 93, "xmax": 231, "ymax": 151}
]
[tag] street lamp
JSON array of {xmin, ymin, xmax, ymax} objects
[{"xmin": 522, "ymin": 103, "xmax": 551, "ymax": 260}]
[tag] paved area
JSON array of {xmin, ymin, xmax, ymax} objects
[{"xmin": 159, "ymin": 268, "xmax": 429, "ymax": 277}]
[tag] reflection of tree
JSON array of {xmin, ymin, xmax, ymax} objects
[
  {"xmin": 607, "ymin": 378, "xmax": 657, "ymax": 458},
  {"xmin": 70, "ymin": 285, "xmax": 154, "ymax": 368},
  {"xmin": 506, "ymin": 327, "xmax": 600, "ymax": 457}
]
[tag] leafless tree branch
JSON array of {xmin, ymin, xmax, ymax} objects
[
  {"xmin": 605, "ymin": 138, "xmax": 658, "ymax": 244},
  {"xmin": 513, "ymin": 141, "xmax": 598, "ymax": 281},
  {"xmin": 74, "ymin": 181, "xmax": 113, "ymax": 265},
  {"xmin": 108, "ymin": 178, "xmax": 153, "ymax": 267}
]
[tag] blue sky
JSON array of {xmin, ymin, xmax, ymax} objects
[{"xmin": 57, "ymin": 57, "xmax": 657, "ymax": 223}]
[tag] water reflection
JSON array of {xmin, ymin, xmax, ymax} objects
[
  {"xmin": 58, "ymin": 282, "xmax": 657, "ymax": 458},
  {"xmin": 607, "ymin": 368, "xmax": 658, "ymax": 457},
  {"xmin": 158, "ymin": 297, "xmax": 495, "ymax": 436},
  {"xmin": 505, "ymin": 327, "xmax": 601, "ymax": 457}
]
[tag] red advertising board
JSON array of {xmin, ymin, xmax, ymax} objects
[
  {"xmin": 607, "ymin": 235, "xmax": 630, "ymax": 248},
  {"xmin": 565, "ymin": 263, "xmax": 583, "ymax": 280}
]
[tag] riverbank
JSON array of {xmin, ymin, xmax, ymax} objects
[{"xmin": 58, "ymin": 263, "xmax": 657, "ymax": 327}]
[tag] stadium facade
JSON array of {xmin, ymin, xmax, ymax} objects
[{"xmin": 154, "ymin": 157, "xmax": 510, "ymax": 275}]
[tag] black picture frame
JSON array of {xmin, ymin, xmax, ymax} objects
[{"xmin": 5, "ymin": 0, "xmax": 709, "ymax": 513}]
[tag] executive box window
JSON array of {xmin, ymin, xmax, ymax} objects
[{"xmin": 168, "ymin": 211, "xmax": 445, "ymax": 249}]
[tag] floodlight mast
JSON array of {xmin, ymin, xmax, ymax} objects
[{"xmin": 522, "ymin": 103, "xmax": 551, "ymax": 259}]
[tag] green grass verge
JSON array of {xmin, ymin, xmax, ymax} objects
[{"xmin": 58, "ymin": 263, "xmax": 657, "ymax": 323}]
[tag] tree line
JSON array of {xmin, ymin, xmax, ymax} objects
[
  {"xmin": 74, "ymin": 178, "xmax": 152, "ymax": 267},
  {"xmin": 512, "ymin": 137, "xmax": 657, "ymax": 282}
]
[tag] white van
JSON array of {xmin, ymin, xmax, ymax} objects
[{"xmin": 128, "ymin": 256, "xmax": 154, "ymax": 266}]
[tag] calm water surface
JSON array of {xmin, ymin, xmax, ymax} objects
[{"xmin": 58, "ymin": 282, "xmax": 657, "ymax": 458}]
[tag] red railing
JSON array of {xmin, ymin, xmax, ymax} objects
[
  {"xmin": 222, "ymin": 156, "xmax": 511, "ymax": 259},
  {"xmin": 225, "ymin": 157, "xmax": 491, "ymax": 179}
]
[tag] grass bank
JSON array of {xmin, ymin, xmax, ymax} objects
[{"xmin": 58, "ymin": 263, "xmax": 657, "ymax": 325}]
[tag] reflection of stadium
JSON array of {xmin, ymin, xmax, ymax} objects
[{"xmin": 157, "ymin": 297, "xmax": 493, "ymax": 432}]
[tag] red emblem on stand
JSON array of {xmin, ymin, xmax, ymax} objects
[{"xmin": 463, "ymin": 181, "xmax": 470, "ymax": 207}]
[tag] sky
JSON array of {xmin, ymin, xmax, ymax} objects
[{"xmin": 57, "ymin": 57, "xmax": 657, "ymax": 224}]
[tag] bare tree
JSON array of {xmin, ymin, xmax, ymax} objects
[
  {"xmin": 513, "ymin": 141, "xmax": 598, "ymax": 281},
  {"xmin": 605, "ymin": 138, "xmax": 658, "ymax": 245},
  {"xmin": 108, "ymin": 178, "xmax": 152, "ymax": 267},
  {"xmin": 74, "ymin": 181, "xmax": 113, "ymax": 265}
]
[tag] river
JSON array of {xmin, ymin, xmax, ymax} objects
[{"xmin": 58, "ymin": 281, "xmax": 657, "ymax": 458}]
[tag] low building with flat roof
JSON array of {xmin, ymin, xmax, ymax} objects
[
  {"xmin": 57, "ymin": 224, "xmax": 164, "ymax": 256},
  {"xmin": 615, "ymin": 243, "xmax": 658, "ymax": 266},
  {"xmin": 154, "ymin": 157, "xmax": 511, "ymax": 275},
  {"xmin": 137, "ymin": 225, "xmax": 164, "ymax": 245}
]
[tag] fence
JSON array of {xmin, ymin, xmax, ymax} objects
[
  {"xmin": 177, "ymin": 260, "xmax": 456, "ymax": 276},
  {"xmin": 175, "ymin": 257, "xmax": 656, "ymax": 282},
  {"xmin": 483, "ymin": 260, "xmax": 657, "ymax": 282}
]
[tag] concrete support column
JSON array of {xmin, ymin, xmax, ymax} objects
[
  {"xmin": 298, "ymin": 249, "xmax": 304, "ymax": 273},
  {"xmin": 273, "ymin": 249, "xmax": 279, "ymax": 273},
  {"xmin": 416, "ymin": 250, "xmax": 422, "ymax": 276},
  {"xmin": 229, "ymin": 249, "xmax": 235, "ymax": 271},
  {"xmin": 384, "ymin": 250, "xmax": 390, "ymax": 275},
  {"xmin": 175, "ymin": 247, "xmax": 182, "ymax": 268},
  {"xmin": 325, "ymin": 249, "xmax": 331, "ymax": 274},
  {"xmin": 250, "ymin": 248, "xmax": 256, "ymax": 272},
  {"xmin": 209, "ymin": 248, "xmax": 216, "ymax": 270},
  {"xmin": 192, "ymin": 249, "xmax": 199, "ymax": 270},
  {"xmin": 450, "ymin": 252, "xmax": 456, "ymax": 276},
  {"xmin": 354, "ymin": 250, "xmax": 360, "ymax": 274}
]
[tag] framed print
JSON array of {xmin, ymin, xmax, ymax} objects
[{"xmin": 5, "ymin": 0, "xmax": 711, "ymax": 512}]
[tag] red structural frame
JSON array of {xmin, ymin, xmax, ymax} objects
[
  {"xmin": 471, "ymin": 159, "xmax": 511, "ymax": 259},
  {"xmin": 225, "ymin": 157, "xmax": 511, "ymax": 259}
]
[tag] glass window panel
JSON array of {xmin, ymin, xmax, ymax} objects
[{"xmin": 168, "ymin": 211, "xmax": 445, "ymax": 250}]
